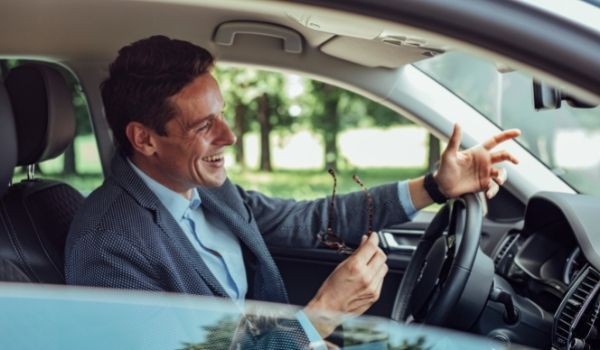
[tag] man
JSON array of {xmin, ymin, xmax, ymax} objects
[{"xmin": 65, "ymin": 35, "xmax": 519, "ymax": 346}]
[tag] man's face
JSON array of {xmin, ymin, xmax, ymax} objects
[{"xmin": 147, "ymin": 73, "xmax": 236, "ymax": 193}]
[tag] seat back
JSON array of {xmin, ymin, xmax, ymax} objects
[
  {"xmin": 0, "ymin": 75, "xmax": 29, "ymax": 282},
  {"xmin": 0, "ymin": 63, "xmax": 85, "ymax": 284}
]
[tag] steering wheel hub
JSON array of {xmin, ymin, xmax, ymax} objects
[{"xmin": 412, "ymin": 236, "xmax": 449, "ymax": 317}]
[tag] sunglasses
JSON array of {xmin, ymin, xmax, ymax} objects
[{"xmin": 317, "ymin": 168, "xmax": 374, "ymax": 255}]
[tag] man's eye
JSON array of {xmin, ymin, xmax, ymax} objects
[{"xmin": 196, "ymin": 117, "xmax": 214, "ymax": 133}]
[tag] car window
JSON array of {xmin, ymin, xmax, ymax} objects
[
  {"xmin": 2, "ymin": 60, "xmax": 103, "ymax": 195},
  {"xmin": 414, "ymin": 52, "xmax": 600, "ymax": 195},
  {"xmin": 215, "ymin": 66, "xmax": 440, "ymax": 205},
  {"xmin": 0, "ymin": 284, "xmax": 506, "ymax": 350}
]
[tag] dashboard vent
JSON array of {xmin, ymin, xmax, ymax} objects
[
  {"xmin": 494, "ymin": 233, "xmax": 519, "ymax": 266},
  {"xmin": 554, "ymin": 267, "xmax": 600, "ymax": 348}
]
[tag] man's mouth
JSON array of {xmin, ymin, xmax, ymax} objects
[{"xmin": 202, "ymin": 154, "xmax": 224, "ymax": 163}]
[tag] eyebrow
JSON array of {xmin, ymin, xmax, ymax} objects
[
  {"xmin": 183, "ymin": 102, "xmax": 226, "ymax": 130},
  {"xmin": 185, "ymin": 114, "xmax": 215, "ymax": 130}
]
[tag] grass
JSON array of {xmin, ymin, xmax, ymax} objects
[
  {"xmin": 13, "ymin": 166, "xmax": 428, "ymax": 200},
  {"xmin": 228, "ymin": 166, "xmax": 427, "ymax": 200}
]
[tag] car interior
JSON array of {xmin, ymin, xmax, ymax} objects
[{"xmin": 0, "ymin": 1, "xmax": 599, "ymax": 349}]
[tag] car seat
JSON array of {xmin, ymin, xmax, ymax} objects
[
  {"xmin": 0, "ymin": 63, "xmax": 85, "ymax": 284},
  {"xmin": 0, "ymin": 74, "xmax": 28, "ymax": 281}
]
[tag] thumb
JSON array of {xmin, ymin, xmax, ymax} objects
[{"xmin": 446, "ymin": 124, "xmax": 462, "ymax": 154}]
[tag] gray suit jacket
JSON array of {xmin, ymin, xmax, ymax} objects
[{"xmin": 64, "ymin": 153, "xmax": 409, "ymax": 347}]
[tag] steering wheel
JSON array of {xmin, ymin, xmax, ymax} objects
[{"xmin": 391, "ymin": 193, "xmax": 483, "ymax": 326}]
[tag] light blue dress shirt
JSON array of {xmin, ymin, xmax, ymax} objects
[{"xmin": 398, "ymin": 180, "xmax": 418, "ymax": 219}]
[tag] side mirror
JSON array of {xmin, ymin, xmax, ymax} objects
[{"xmin": 533, "ymin": 81, "xmax": 596, "ymax": 110}]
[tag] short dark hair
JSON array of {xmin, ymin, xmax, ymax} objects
[{"xmin": 101, "ymin": 35, "xmax": 214, "ymax": 156}]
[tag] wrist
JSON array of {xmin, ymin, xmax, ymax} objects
[
  {"xmin": 304, "ymin": 299, "xmax": 342, "ymax": 338},
  {"xmin": 424, "ymin": 172, "xmax": 448, "ymax": 204}
]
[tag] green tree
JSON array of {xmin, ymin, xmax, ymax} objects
[
  {"xmin": 215, "ymin": 67, "xmax": 254, "ymax": 169},
  {"xmin": 302, "ymin": 80, "xmax": 412, "ymax": 171},
  {"xmin": 216, "ymin": 67, "xmax": 294, "ymax": 172}
]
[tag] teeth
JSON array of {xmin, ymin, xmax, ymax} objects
[{"xmin": 203, "ymin": 155, "xmax": 223, "ymax": 162}]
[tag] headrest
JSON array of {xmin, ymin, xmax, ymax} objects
[
  {"xmin": 0, "ymin": 83, "xmax": 17, "ymax": 196},
  {"xmin": 5, "ymin": 64, "xmax": 76, "ymax": 166}
]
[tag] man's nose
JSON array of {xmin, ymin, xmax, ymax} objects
[{"xmin": 213, "ymin": 115, "xmax": 237, "ymax": 146}]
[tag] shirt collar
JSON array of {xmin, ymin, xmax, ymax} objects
[{"xmin": 127, "ymin": 158, "xmax": 202, "ymax": 220}]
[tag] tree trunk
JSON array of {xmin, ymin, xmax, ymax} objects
[
  {"xmin": 257, "ymin": 93, "xmax": 272, "ymax": 172},
  {"xmin": 323, "ymin": 87, "xmax": 339, "ymax": 171},
  {"xmin": 234, "ymin": 103, "xmax": 246, "ymax": 169},
  {"xmin": 427, "ymin": 133, "xmax": 441, "ymax": 172},
  {"xmin": 63, "ymin": 141, "xmax": 76, "ymax": 175},
  {"xmin": 324, "ymin": 131, "xmax": 338, "ymax": 171}
]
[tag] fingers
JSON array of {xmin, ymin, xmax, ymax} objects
[
  {"xmin": 490, "ymin": 150, "xmax": 519, "ymax": 164},
  {"xmin": 486, "ymin": 180, "xmax": 500, "ymax": 199},
  {"xmin": 445, "ymin": 124, "xmax": 462, "ymax": 154},
  {"xmin": 353, "ymin": 233, "xmax": 380, "ymax": 264},
  {"xmin": 482, "ymin": 128, "xmax": 521, "ymax": 150},
  {"xmin": 486, "ymin": 167, "xmax": 507, "ymax": 199},
  {"xmin": 493, "ymin": 167, "xmax": 507, "ymax": 185},
  {"xmin": 366, "ymin": 245, "xmax": 387, "ymax": 268},
  {"xmin": 347, "ymin": 262, "xmax": 388, "ymax": 313}
]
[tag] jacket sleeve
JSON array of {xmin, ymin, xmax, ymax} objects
[
  {"xmin": 238, "ymin": 182, "xmax": 410, "ymax": 249},
  {"xmin": 231, "ymin": 315, "xmax": 315, "ymax": 350},
  {"xmin": 65, "ymin": 229, "xmax": 164, "ymax": 291}
]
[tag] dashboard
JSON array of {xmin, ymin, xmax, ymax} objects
[{"xmin": 492, "ymin": 192, "xmax": 600, "ymax": 350}]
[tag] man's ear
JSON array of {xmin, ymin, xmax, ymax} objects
[{"xmin": 125, "ymin": 122, "xmax": 157, "ymax": 156}]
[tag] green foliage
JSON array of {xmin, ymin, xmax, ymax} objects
[
  {"xmin": 215, "ymin": 66, "xmax": 414, "ymax": 170},
  {"xmin": 298, "ymin": 79, "xmax": 412, "ymax": 169},
  {"xmin": 214, "ymin": 66, "xmax": 295, "ymax": 134},
  {"xmin": 301, "ymin": 80, "xmax": 411, "ymax": 131},
  {"xmin": 228, "ymin": 167, "xmax": 426, "ymax": 200}
]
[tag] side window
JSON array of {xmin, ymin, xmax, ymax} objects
[
  {"xmin": 2, "ymin": 59, "xmax": 103, "ymax": 195},
  {"xmin": 215, "ymin": 67, "xmax": 441, "ymax": 208}
]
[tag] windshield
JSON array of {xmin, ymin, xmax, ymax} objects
[{"xmin": 415, "ymin": 52, "xmax": 600, "ymax": 195}]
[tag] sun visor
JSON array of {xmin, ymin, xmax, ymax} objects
[{"xmin": 320, "ymin": 36, "xmax": 438, "ymax": 69}]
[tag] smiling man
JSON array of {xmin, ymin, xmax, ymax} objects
[{"xmin": 64, "ymin": 35, "xmax": 519, "ymax": 348}]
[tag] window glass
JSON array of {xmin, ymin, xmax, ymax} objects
[
  {"xmin": 0, "ymin": 285, "xmax": 505, "ymax": 350},
  {"xmin": 3, "ymin": 60, "xmax": 103, "ymax": 195},
  {"xmin": 415, "ymin": 52, "xmax": 600, "ymax": 195},
  {"xmin": 214, "ymin": 66, "xmax": 440, "ymax": 204}
]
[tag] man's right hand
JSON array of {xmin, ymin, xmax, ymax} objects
[{"xmin": 304, "ymin": 233, "xmax": 388, "ymax": 337}]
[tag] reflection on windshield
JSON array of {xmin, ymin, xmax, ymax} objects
[
  {"xmin": 0, "ymin": 284, "xmax": 509, "ymax": 350},
  {"xmin": 415, "ymin": 52, "xmax": 600, "ymax": 195}
]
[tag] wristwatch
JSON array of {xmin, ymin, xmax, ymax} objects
[{"xmin": 424, "ymin": 172, "xmax": 448, "ymax": 204}]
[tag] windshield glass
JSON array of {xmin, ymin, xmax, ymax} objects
[{"xmin": 415, "ymin": 52, "xmax": 600, "ymax": 195}]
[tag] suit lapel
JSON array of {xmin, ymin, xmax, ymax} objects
[
  {"xmin": 198, "ymin": 181, "xmax": 265, "ymax": 264},
  {"xmin": 154, "ymin": 208, "xmax": 229, "ymax": 298},
  {"xmin": 109, "ymin": 154, "xmax": 228, "ymax": 298},
  {"xmin": 199, "ymin": 181, "xmax": 289, "ymax": 303}
]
